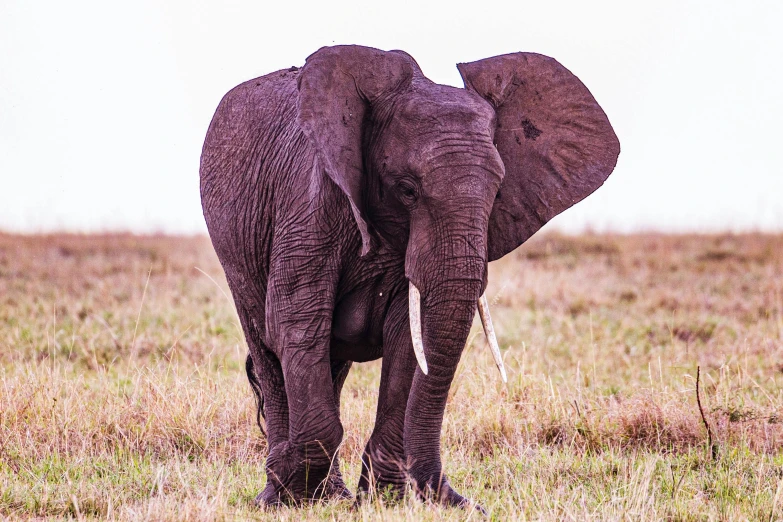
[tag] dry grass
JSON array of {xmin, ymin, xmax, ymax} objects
[{"xmin": 1, "ymin": 232, "xmax": 783, "ymax": 520}]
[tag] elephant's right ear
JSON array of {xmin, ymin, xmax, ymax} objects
[{"xmin": 297, "ymin": 45, "xmax": 417, "ymax": 256}]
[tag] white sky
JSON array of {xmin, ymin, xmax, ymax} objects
[{"xmin": 1, "ymin": 0, "xmax": 781, "ymax": 234}]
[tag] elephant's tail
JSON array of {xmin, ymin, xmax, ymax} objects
[{"xmin": 245, "ymin": 354, "xmax": 266, "ymax": 437}]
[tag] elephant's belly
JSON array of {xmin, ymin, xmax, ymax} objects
[
  {"xmin": 330, "ymin": 288, "xmax": 385, "ymax": 362},
  {"xmin": 330, "ymin": 339, "xmax": 383, "ymax": 362}
]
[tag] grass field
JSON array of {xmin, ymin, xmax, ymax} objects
[{"xmin": 1, "ymin": 232, "xmax": 782, "ymax": 520}]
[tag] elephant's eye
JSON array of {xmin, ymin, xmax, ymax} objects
[{"xmin": 395, "ymin": 179, "xmax": 419, "ymax": 206}]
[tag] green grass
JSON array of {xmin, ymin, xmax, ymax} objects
[{"xmin": 1, "ymin": 232, "xmax": 782, "ymax": 520}]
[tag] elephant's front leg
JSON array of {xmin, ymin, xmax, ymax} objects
[
  {"xmin": 357, "ymin": 289, "xmax": 418, "ymax": 501},
  {"xmin": 258, "ymin": 263, "xmax": 349, "ymax": 505}
]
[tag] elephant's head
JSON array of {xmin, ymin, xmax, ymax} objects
[{"xmin": 297, "ymin": 45, "xmax": 619, "ymax": 494}]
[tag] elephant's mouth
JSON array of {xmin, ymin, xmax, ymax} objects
[{"xmin": 407, "ymin": 281, "xmax": 507, "ymax": 382}]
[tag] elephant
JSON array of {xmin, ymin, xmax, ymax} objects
[{"xmin": 200, "ymin": 45, "xmax": 619, "ymax": 509}]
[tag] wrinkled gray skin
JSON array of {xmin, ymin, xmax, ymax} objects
[{"xmin": 200, "ymin": 45, "xmax": 619, "ymax": 509}]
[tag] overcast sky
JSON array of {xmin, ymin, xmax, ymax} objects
[{"xmin": 1, "ymin": 0, "xmax": 781, "ymax": 234}]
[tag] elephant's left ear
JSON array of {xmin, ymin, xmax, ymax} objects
[{"xmin": 458, "ymin": 53, "xmax": 620, "ymax": 261}]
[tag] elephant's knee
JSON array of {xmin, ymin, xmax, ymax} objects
[{"xmin": 308, "ymin": 421, "xmax": 343, "ymax": 460}]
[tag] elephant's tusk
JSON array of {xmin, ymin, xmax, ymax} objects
[
  {"xmin": 408, "ymin": 282, "xmax": 429, "ymax": 375},
  {"xmin": 477, "ymin": 293, "xmax": 508, "ymax": 383}
]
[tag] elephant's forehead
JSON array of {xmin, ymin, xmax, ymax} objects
[
  {"xmin": 394, "ymin": 85, "xmax": 494, "ymax": 132},
  {"xmin": 376, "ymin": 85, "xmax": 500, "ymax": 175},
  {"xmin": 383, "ymin": 124, "xmax": 501, "ymax": 178}
]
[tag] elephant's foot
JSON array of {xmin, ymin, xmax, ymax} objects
[
  {"xmin": 355, "ymin": 443, "xmax": 485, "ymax": 513},
  {"xmin": 254, "ymin": 441, "xmax": 351, "ymax": 507},
  {"xmin": 323, "ymin": 463, "xmax": 353, "ymax": 501},
  {"xmin": 255, "ymin": 475, "xmax": 351, "ymax": 508},
  {"xmin": 408, "ymin": 469, "xmax": 487, "ymax": 515},
  {"xmin": 356, "ymin": 440, "xmax": 409, "ymax": 504}
]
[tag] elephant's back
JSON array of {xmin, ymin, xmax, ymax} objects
[
  {"xmin": 200, "ymin": 67, "xmax": 312, "ymax": 299},
  {"xmin": 200, "ymin": 67, "xmax": 306, "ymax": 198}
]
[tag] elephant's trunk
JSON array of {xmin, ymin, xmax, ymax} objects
[
  {"xmin": 409, "ymin": 282, "xmax": 506, "ymax": 382},
  {"xmin": 403, "ymin": 239, "xmax": 488, "ymax": 502}
]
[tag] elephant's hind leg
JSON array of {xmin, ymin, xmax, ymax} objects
[
  {"xmin": 236, "ymin": 306, "xmax": 289, "ymax": 450},
  {"xmin": 235, "ymin": 304, "xmax": 293, "ymax": 507},
  {"xmin": 331, "ymin": 359, "xmax": 352, "ymax": 412},
  {"xmin": 322, "ymin": 359, "xmax": 353, "ymax": 500}
]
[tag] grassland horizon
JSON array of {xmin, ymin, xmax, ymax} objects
[{"xmin": 1, "ymin": 231, "xmax": 782, "ymax": 520}]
